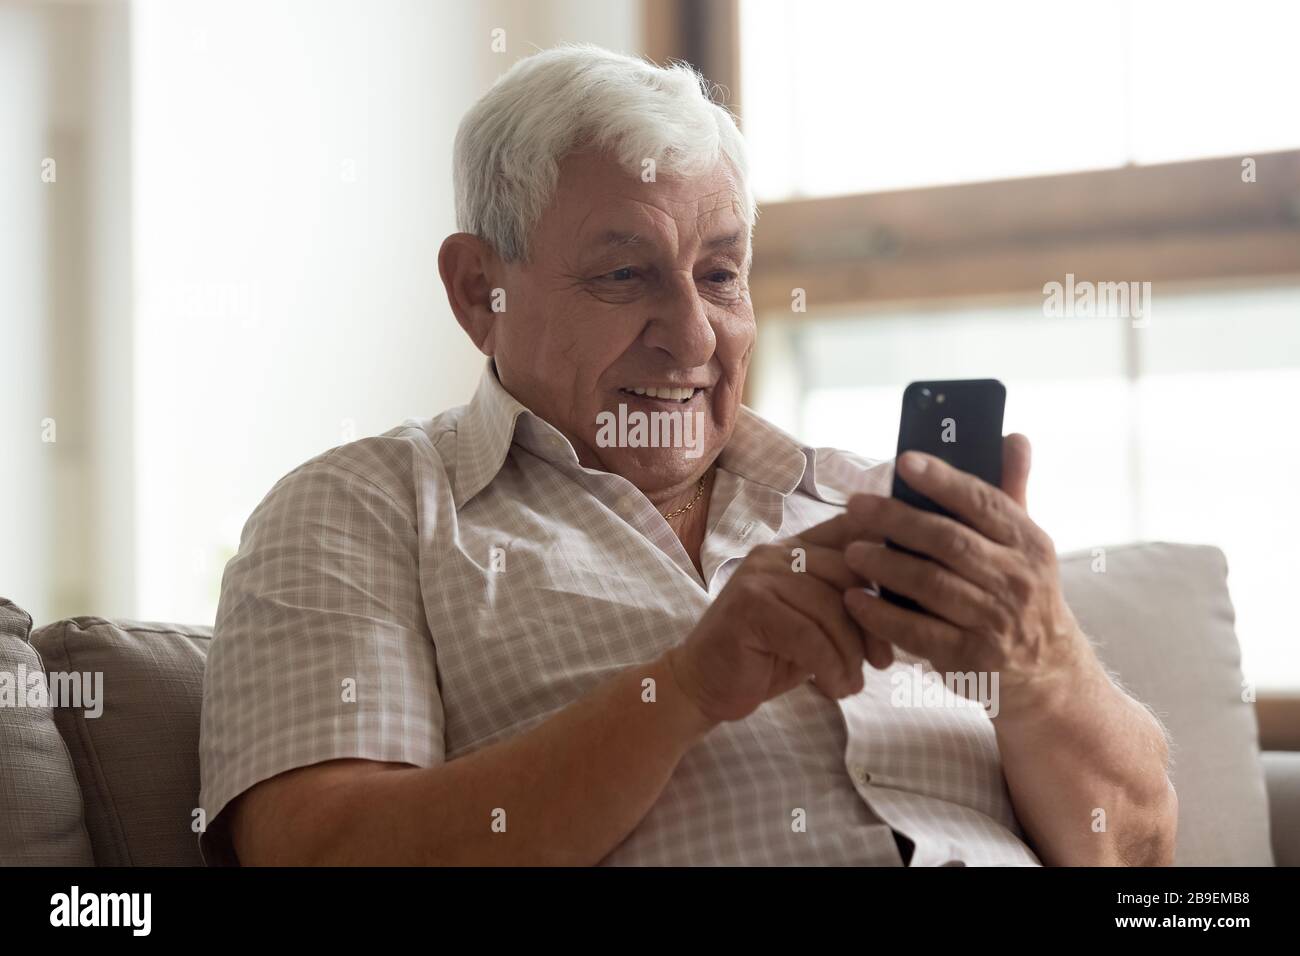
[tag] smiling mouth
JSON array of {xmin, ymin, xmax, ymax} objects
[{"xmin": 618, "ymin": 386, "xmax": 705, "ymax": 404}]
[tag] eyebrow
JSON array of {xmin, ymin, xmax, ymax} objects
[
  {"xmin": 705, "ymin": 232, "xmax": 743, "ymax": 250},
  {"xmin": 587, "ymin": 230, "xmax": 648, "ymax": 250},
  {"xmin": 583, "ymin": 230, "xmax": 745, "ymax": 252}
]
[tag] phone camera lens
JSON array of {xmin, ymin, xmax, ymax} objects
[{"xmin": 916, "ymin": 388, "xmax": 932, "ymax": 410}]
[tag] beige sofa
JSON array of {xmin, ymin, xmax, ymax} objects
[{"xmin": 1, "ymin": 541, "xmax": 1296, "ymax": 866}]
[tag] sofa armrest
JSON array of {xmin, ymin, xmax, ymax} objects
[{"xmin": 1263, "ymin": 752, "xmax": 1300, "ymax": 866}]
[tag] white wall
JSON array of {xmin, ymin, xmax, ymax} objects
[
  {"xmin": 0, "ymin": 4, "xmax": 53, "ymax": 624},
  {"xmin": 1, "ymin": 1, "xmax": 133, "ymax": 626},
  {"xmin": 131, "ymin": 0, "xmax": 641, "ymax": 624}
]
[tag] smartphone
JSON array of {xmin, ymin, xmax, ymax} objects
[{"xmin": 881, "ymin": 379, "xmax": 1006, "ymax": 613}]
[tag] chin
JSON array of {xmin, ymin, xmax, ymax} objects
[{"xmin": 599, "ymin": 446, "xmax": 715, "ymax": 495}]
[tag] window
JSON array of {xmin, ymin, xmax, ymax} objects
[
  {"xmin": 753, "ymin": 284, "xmax": 1300, "ymax": 688},
  {"xmin": 713, "ymin": 0, "xmax": 1300, "ymax": 694},
  {"xmin": 741, "ymin": 0, "xmax": 1300, "ymax": 200}
]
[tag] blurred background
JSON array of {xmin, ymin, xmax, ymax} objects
[{"xmin": 3, "ymin": 0, "xmax": 1298, "ymax": 703}]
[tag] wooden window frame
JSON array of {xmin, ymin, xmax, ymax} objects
[
  {"xmin": 645, "ymin": 0, "xmax": 1300, "ymax": 746},
  {"xmin": 745, "ymin": 151, "xmax": 1300, "ymax": 314}
]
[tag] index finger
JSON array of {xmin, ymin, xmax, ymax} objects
[
  {"xmin": 895, "ymin": 450, "xmax": 1021, "ymax": 545},
  {"xmin": 793, "ymin": 505, "xmax": 886, "ymax": 550}
]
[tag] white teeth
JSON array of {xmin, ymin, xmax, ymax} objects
[{"xmin": 622, "ymin": 386, "xmax": 698, "ymax": 401}]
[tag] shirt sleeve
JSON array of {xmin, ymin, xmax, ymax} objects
[{"xmin": 198, "ymin": 457, "xmax": 442, "ymax": 864}]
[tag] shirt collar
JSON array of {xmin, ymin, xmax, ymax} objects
[
  {"xmin": 453, "ymin": 360, "xmax": 830, "ymax": 507},
  {"xmin": 452, "ymin": 361, "xmax": 578, "ymax": 507},
  {"xmin": 718, "ymin": 407, "xmax": 824, "ymax": 499}
]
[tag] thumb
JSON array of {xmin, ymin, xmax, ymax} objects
[{"xmin": 1001, "ymin": 433, "xmax": 1031, "ymax": 509}]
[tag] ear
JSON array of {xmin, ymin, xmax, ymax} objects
[{"xmin": 438, "ymin": 232, "xmax": 505, "ymax": 356}]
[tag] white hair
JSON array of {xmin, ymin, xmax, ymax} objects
[{"xmin": 453, "ymin": 43, "xmax": 756, "ymax": 263}]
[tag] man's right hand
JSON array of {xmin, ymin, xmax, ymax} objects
[{"xmin": 667, "ymin": 510, "xmax": 895, "ymax": 725}]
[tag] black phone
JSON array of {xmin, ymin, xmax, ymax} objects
[{"xmin": 881, "ymin": 379, "xmax": 1006, "ymax": 613}]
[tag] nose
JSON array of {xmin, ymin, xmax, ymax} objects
[{"xmin": 642, "ymin": 271, "xmax": 717, "ymax": 368}]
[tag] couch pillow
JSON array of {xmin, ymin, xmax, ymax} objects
[
  {"xmin": 0, "ymin": 598, "xmax": 95, "ymax": 865},
  {"xmin": 1058, "ymin": 542, "xmax": 1272, "ymax": 866},
  {"xmin": 31, "ymin": 616, "xmax": 212, "ymax": 866}
]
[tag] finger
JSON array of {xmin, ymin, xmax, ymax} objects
[
  {"xmin": 774, "ymin": 543, "xmax": 895, "ymax": 669},
  {"xmin": 776, "ymin": 541, "xmax": 870, "ymax": 591},
  {"xmin": 865, "ymin": 631, "xmax": 894, "ymax": 670},
  {"xmin": 767, "ymin": 658, "xmax": 816, "ymax": 700},
  {"xmin": 895, "ymin": 451, "xmax": 1022, "ymax": 546},
  {"xmin": 771, "ymin": 575, "xmax": 866, "ymax": 688},
  {"xmin": 1001, "ymin": 433, "xmax": 1031, "ymax": 509},
  {"xmin": 843, "ymin": 588, "xmax": 964, "ymax": 664},
  {"xmin": 842, "ymin": 606, "xmax": 896, "ymax": 670},
  {"xmin": 846, "ymin": 493, "xmax": 1009, "ymax": 594},
  {"xmin": 844, "ymin": 540, "xmax": 1004, "ymax": 629},
  {"xmin": 789, "ymin": 506, "xmax": 886, "ymax": 551},
  {"xmin": 759, "ymin": 595, "xmax": 861, "ymax": 698}
]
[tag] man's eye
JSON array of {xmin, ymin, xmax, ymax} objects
[
  {"xmin": 602, "ymin": 267, "xmax": 636, "ymax": 281},
  {"xmin": 705, "ymin": 270, "xmax": 738, "ymax": 284}
]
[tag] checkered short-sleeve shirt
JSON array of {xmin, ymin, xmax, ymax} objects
[{"xmin": 199, "ymin": 362, "xmax": 1040, "ymax": 866}]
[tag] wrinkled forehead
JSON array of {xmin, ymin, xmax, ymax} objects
[{"xmin": 553, "ymin": 150, "xmax": 751, "ymax": 252}]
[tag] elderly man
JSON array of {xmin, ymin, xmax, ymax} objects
[{"xmin": 199, "ymin": 44, "xmax": 1176, "ymax": 866}]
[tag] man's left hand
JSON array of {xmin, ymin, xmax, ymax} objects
[{"xmin": 841, "ymin": 433, "xmax": 1095, "ymax": 717}]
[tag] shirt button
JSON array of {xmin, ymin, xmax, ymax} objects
[
  {"xmin": 739, "ymin": 521, "xmax": 755, "ymax": 538},
  {"xmin": 850, "ymin": 764, "xmax": 872, "ymax": 785}
]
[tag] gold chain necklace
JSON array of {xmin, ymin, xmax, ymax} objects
[{"xmin": 661, "ymin": 474, "xmax": 707, "ymax": 520}]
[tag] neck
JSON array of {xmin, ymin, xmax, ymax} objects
[
  {"xmin": 651, "ymin": 464, "xmax": 711, "ymax": 512},
  {"xmin": 659, "ymin": 467, "xmax": 715, "ymax": 573}
]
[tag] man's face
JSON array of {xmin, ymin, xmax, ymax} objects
[{"xmin": 490, "ymin": 149, "xmax": 755, "ymax": 496}]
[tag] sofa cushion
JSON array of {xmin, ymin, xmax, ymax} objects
[
  {"xmin": 1058, "ymin": 542, "xmax": 1272, "ymax": 866},
  {"xmin": 1262, "ymin": 751, "xmax": 1300, "ymax": 867},
  {"xmin": 30, "ymin": 616, "xmax": 212, "ymax": 866},
  {"xmin": 0, "ymin": 598, "xmax": 96, "ymax": 866}
]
